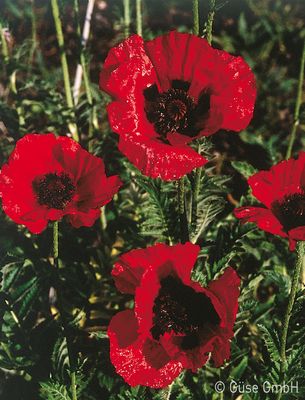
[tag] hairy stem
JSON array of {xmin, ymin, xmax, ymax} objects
[
  {"xmin": 277, "ymin": 241, "xmax": 305, "ymax": 400},
  {"xmin": 206, "ymin": 0, "xmax": 216, "ymax": 45},
  {"xmin": 0, "ymin": 21, "xmax": 9, "ymax": 63},
  {"xmin": 28, "ymin": 0, "xmax": 38, "ymax": 71},
  {"xmin": 192, "ymin": 0, "xmax": 199, "ymax": 36},
  {"xmin": 191, "ymin": 0, "xmax": 216, "ymax": 229},
  {"xmin": 51, "ymin": 0, "xmax": 79, "ymax": 141},
  {"xmin": 178, "ymin": 178, "xmax": 189, "ymax": 243},
  {"xmin": 123, "ymin": 0, "xmax": 131, "ymax": 39},
  {"xmin": 136, "ymin": 0, "xmax": 142, "ymax": 36},
  {"xmin": 73, "ymin": 0, "xmax": 95, "ymax": 104},
  {"xmin": 286, "ymin": 38, "xmax": 305, "ymax": 160},
  {"xmin": 73, "ymin": 0, "xmax": 98, "ymax": 151},
  {"xmin": 53, "ymin": 222, "xmax": 78, "ymax": 400}
]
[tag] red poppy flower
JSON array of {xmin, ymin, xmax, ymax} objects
[
  {"xmin": 100, "ymin": 31, "xmax": 256, "ymax": 180},
  {"xmin": 108, "ymin": 242, "xmax": 240, "ymax": 388},
  {"xmin": 234, "ymin": 152, "xmax": 305, "ymax": 251},
  {"xmin": 0, "ymin": 133, "xmax": 122, "ymax": 233}
]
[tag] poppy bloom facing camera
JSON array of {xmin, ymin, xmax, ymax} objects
[
  {"xmin": 100, "ymin": 30, "xmax": 256, "ymax": 180},
  {"xmin": 234, "ymin": 152, "xmax": 305, "ymax": 250},
  {"xmin": 108, "ymin": 243, "xmax": 240, "ymax": 388},
  {"xmin": 0, "ymin": 133, "xmax": 122, "ymax": 233}
]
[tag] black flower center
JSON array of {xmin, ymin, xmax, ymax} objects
[
  {"xmin": 272, "ymin": 192, "xmax": 305, "ymax": 232},
  {"xmin": 150, "ymin": 275, "xmax": 220, "ymax": 350},
  {"xmin": 144, "ymin": 80, "xmax": 210, "ymax": 139},
  {"xmin": 33, "ymin": 172, "xmax": 75, "ymax": 210}
]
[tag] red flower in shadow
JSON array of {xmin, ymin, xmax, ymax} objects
[
  {"xmin": 0, "ymin": 133, "xmax": 122, "ymax": 233},
  {"xmin": 100, "ymin": 31, "xmax": 256, "ymax": 180},
  {"xmin": 108, "ymin": 243, "xmax": 240, "ymax": 388},
  {"xmin": 234, "ymin": 152, "xmax": 305, "ymax": 250}
]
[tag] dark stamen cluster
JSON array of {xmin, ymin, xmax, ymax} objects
[
  {"xmin": 33, "ymin": 172, "xmax": 75, "ymax": 210},
  {"xmin": 144, "ymin": 80, "xmax": 210, "ymax": 139},
  {"xmin": 151, "ymin": 275, "xmax": 220, "ymax": 350},
  {"xmin": 272, "ymin": 192, "xmax": 305, "ymax": 232},
  {"xmin": 145, "ymin": 87, "xmax": 195, "ymax": 136}
]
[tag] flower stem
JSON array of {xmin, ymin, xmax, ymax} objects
[
  {"xmin": 51, "ymin": 0, "xmax": 79, "ymax": 142},
  {"xmin": 136, "ymin": 0, "xmax": 142, "ymax": 37},
  {"xmin": 73, "ymin": 0, "xmax": 98, "ymax": 151},
  {"xmin": 178, "ymin": 178, "xmax": 189, "ymax": 243},
  {"xmin": 191, "ymin": 1, "xmax": 216, "ymax": 232},
  {"xmin": 286, "ymin": 38, "xmax": 305, "ymax": 160},
  {"xmin": 192, "ymin": 0, "xmax": 199, "ymax": 36},
  {"xmin": 190, "ymin": 0, "xmax": 203, "ymax": 231},
  {"xmin": 0, "ymin": 21, "xmax": 9, "ymax": 63},
  {"xmin": 206, "ymin": 0, "xmax": 215, "ymax": 45},
  {"xmin": 123, "ymin": 0, "xmax": 131, "ymax": 39},
  {"xmin": 52, "ymin": 222, "xmax": 78, "ymax": 400},
  {"xmin": 277, "ymin": 241, "xmax": 305, "ymax": 400},
  {"xmin": 28, "ymin": 0, "xmax": 38, "ymax": 72}
]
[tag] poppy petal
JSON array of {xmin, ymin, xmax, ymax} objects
[
  {"xmin": 212, "ymin": 49, "xmax": 256, "ymax": 132},
  {"xmin": 118, "ymin": 134, "xmax": 207, "ymax": 181},
  {"xmin": 234, "ymin": 206, "xmax": 286, "ymax": 237},
  {"xmin": 248, "ymin": 154, "xmax": 305, "ymax": 207},
  {"xmin": 108, "ymin": 310, "xmax": 183, "ymax": 388},
  {"xmin": 208, "ymin": 267, "xmax": 240, "ymax": 330}
]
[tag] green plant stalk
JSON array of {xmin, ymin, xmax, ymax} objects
[
  {"xmin": 0, "ymin": 21, "xmax": 9, "ymax": 63},
  {"xmin": 178, "ymin": 178, "xmax": 189, "ymax": 243},
  {"xmin": 160, "ymin": 382, "xmax": 174, "ymax": 400},
  {"xmin": 191, "ymin": 1, "xmax": 216, "ymax": 234},
  {"xmin": 28, "ymin": 0, "xmax": 38, "ymax": 71},
  {"xmin": 123, "ymin": 0, "xmax": 131, "ymax": 39},
  {"xmin": 286, "ymin": 38, "xmax": 305, "ymax": 160},
  {"xmin": 192, "ymin": 0, "xmax": 199, "ymax": 36},
  {"xmin": 0, "ymin": 23, "xmax": 25, "ymax": 127},
  {"xmin": 10, "ymin": 71, "xmax": 26, "ymax": 127},
  {"xmin": 53, "ymin": 222, "xmax": 78, "ymax": 400},
  {"xmin": 190, "ymin": 0, "xmax": 201, "ymax": 230},
  {"xmin": 74, "ymin": 0, "xmax": 98, "ymax": 151},
  {"xmin": 51, "ymin": 0, "xmax": 79, "ymax": 142},
  {"xmin": 206, "ymin": 0, "xmax": 216, "ymax": 45},
  {"xmin": 277, "ymin": 241, "xmax": 305, "ymax": 400},
  {"xmin": 136, "ymin": 0, "xmax": 142, "ymax": 36}
]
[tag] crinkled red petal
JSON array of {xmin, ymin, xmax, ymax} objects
[
  {"xmin": 66, "ymin": 208, "xmax": 101, "ymax": 228},
  {"xmin": 248, "ymin": 153, "xmax": 305, "ymax": 207},
  {"xmin": 234, "ymin": 206, "xmax": 286, "ymax": 237},
  {"xmin": 159, "ymin": 331, "xmax": 214, "ymax": 371},
  {"xmin": 212, "ymin": 49, "xmax": 256, "ymax": 132},
  {"xmin": 108, "ymin": 310, "xmax": 183, "ymax": 388},
  {"xmin": 118, "ymin": 134, "xmax": 207, "ymax": 181},
  {"xmin": 208, "ymin": 267, "xmax": 240, "ymax": 331},
  {"xmin": 144, "ymin": 31, "xmax": 214, "ymax": 95},
  {"xmin": 100, "ymin": 34, "xmax": 156, "ymax": 101},
  {"xmin": 113, "ymin": 242, "xmax": 199, "ymax": 295}
]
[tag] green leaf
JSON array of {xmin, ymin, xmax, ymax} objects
[
  {"xmin": 258, "ymin": 324, "xmax": 281, "ymax": 363},
  {"xmin": 230, "ymin": 355, "xmax": 248, "ymax": 380},
  {"xmin": 231, "ymin": 161, "xmax": 258, "ymax": 179},
  {"xmin": 40, "ymin": 380, "xmax": 72, "ymax": 400}
]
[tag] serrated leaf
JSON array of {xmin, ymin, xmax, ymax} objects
[
  {"xmin": 258, "ymin": 324, "xmax": 281, "ymax": 363},
  {"xmin": 40, "ymin": 381, "xmax": 72, "ymax": 400},
  {"xmin": 231, "ymin": 161, "xmax": 258, "ymax": 179}
]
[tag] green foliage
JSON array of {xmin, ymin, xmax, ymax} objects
[
  {"xmin": 40, "ymin": 381, "xmax": 72, "ymax": 400},
  {"xmin": 231, "ymin": 161, "xmax": 258, "ymax": 179},
  {"xmin": 135, "ymin": 175, "xmax": 178, "ymax": 243}
]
